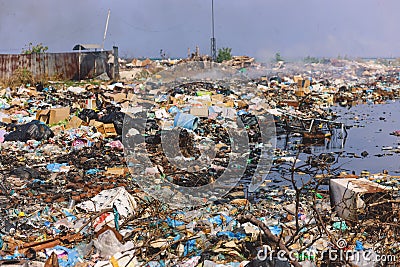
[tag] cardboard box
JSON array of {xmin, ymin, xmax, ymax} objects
[
  {"xmin": 190, "ymin": 107, "xmax": 209, "ymax": 117},
  {"xmin": 86, "ymin": 99, "xmax": 97, "ymax": 109},
  {"xmin": 88, "ymin": 120, "xmax": 116, "ymax": 137},
  {"xmin": 224, "ymin": 101, "xmax": 235, "ymax": 108},
  {"xmin": 36, "ymin": 107, "xmax": 70, "ymax": 125},
  {"xmin": 2, "ymin": 117, "xmax": 12, "ymax": 123},
  {"xmin": 330, "ymin": 178, "xmax": 392, "ymax": 220},
  {"xmin": 28, "ymin": 88, "xmax": 38, "ymax": 96},
  {"xmin": 120, "ymin": 101, "xmax": 130, "ymax": 109},
  {"xmin": 66, "ymin": 116, "xmax": 83, "ymax": 129},
  {"xmin": 106, "ymin": 167, "xmax": 127, "ymax": 176},
  {"xmin": 199, "ymin": 100, "xmax": 212, "ymax": 107},
  {"xmin": 297, "ymin": 79, "xmax": 311, "ymax": 89},
  {"xmin": 280, "ymin": 100, "xmax": 299, "ymax": 107},
  {"xmin": 104, "ymin": 123, "xmax": 117, "ymax": 137},
  {"xmin": 11, "ymin": 99, "xmax": 22, "ymax": 106},
  {"xmin": 89, "ymin": 120, "xmax": 105, "ymax": 134},
  {"xmin": 159, "ymin": 120, "xmax": 174, "ymax": 129},
  {"xmin": 236, "ymin": 100, "xmax": 248, "ymax": 109},
  {"xmin": 295, "ymin": 90, "xmax": 306, "ymax": 97},
  {"xmin": 126, "ymin": 93, "xmax": 135, "ymax": 101},
  {"xmin": 50, "ymin": 125, "xmax": 65, "ymax": 135},
  {"xmin": 293, "ymin": 75, "xmax": 302, "ymax": 84},
  {"xmin": 212, "ymin": 94, "xmax": 224, "ymax": 103},
  {"xmin": 111, "ymin": 93, "xmax": 127, "ymax": 103},
  {"xmin": 89, "ymin": 120, "xmax": 102, "ymax": 127},
  {"xmin": 169, "ymin": 96, "xmax": 178, "ymax": 105}
]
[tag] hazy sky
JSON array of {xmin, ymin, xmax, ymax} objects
[{"xmin": 0, "ymin": 0, "xmax": 399, "ymax": 61}]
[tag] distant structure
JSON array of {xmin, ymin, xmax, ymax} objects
[
  {"xmin": 160, "ymin": 49, "xmax": 167, "ymax": 60},
  {"xmin": 210, "ymin": 0, "xmax": 217, "ymax": 62},
  {"xmin": 73, "ymin": 44, "xmax": 102, "ymax": 51}
]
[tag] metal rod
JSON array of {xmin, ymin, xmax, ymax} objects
[{"xmin": 102, "ymin": 9, "xmax": 111, "ymax": 51}]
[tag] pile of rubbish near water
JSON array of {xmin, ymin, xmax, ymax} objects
[{"xmin": 0, "ymin": 59, "xmax": 400, "ymax": 267}]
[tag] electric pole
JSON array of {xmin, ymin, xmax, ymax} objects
[{"xmin": 211, "ymin": 0, "xmax": 217, "ymax": 62}]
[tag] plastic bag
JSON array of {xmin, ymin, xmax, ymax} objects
[
  {"xmin": 78, "ymin": 109, "xmax": 99, "ymax": 122},
  {"xmin": 5, "ymin": 120, "xmax": 54, "ymax": 142},
  {"xmin": 99, "ymin": 112, "xmax": 125, "ymax": 135}
]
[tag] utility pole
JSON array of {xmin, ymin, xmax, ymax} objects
[{"xmin": 210, "ymin": 0, "xmax": 217, "ymax": 62}]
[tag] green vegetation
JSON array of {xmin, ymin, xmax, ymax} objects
[
  {"xmin": 304, "ymin": 56, "xmax": 320, "ymax": 64},
  {"xmin": 216, "ymin": 47, "xmax": 232, "ymax": 63},
  {"xmin": 22, "ymin": 42, "xmax": 48, "ymax": 54},
  {"xmin": 274, "ymin": 52, "xmax": 283, "ymax": 62},
  {"xmin": 10, "ymin": 67, "xmax": 33, "ymax": 85},
  {"xmin": 303, "ymin": 56, "xmax": 332, "ymax": 64}
]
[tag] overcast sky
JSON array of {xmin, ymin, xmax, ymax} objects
[{"xmin": 0, "ymin": 0, "xmax": 399, "ymax": 61}]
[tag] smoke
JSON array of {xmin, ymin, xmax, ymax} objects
[{"xmin": 0, "ymin": 0, "xmax": 399, "ymax": 57}]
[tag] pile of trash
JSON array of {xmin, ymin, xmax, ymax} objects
[{"xmin": 0, "ymin": 59, "xmax": 399, "ymax": 267}]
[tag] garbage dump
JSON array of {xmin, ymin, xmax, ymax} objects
[{"xmin": 0, "ymin": 58, "xmax": 399, "ymax": 267}]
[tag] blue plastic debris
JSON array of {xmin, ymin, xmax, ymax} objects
[
  {"xmin": 237, "ymin": 110, "xmax": 248, "ymax": 116},
  {"xmin": 85, "ymin": 168, "xmax": 101, "ymax": 175},
  {"xmin": 184, "ymin": 239, "xmax": 197, "ymax": 256},
  {"xmin": 173, "ymin": 113, "xmax": 199, "ymax": 130},
  {"xmin": 355, "ymin": 240, "xmax": 364, "ymax": 251},
  {"xmin": 145, "ymin": 261, "xmax": 165, "ymax": 267},
  {"xmin": 216, "ymin": 231, "xmax": 246, "ymax": 240},
  {"xmin": 209, "ymin": 214, "xmax": 233, "ymax": 226},
  {"xmin": 268, "ymin": 225, "xmax": 282, "ymax": 236},
  {"xmin": 173, "ymin": 234, "xmax": 181, "ymax": 242},
  {"xmin": 155, "ymin": 95, "xmax": 169, "ymax": 103},
  {"xmin": 209, "ymin": 215, "xmax": 223, "ymax": 226},
  {"xmin": 31, "ymin": 179, "xmax": 45, "ymax": 184},
  {"xmin": 223, "ymin": 215, "xmax": 234, "ymax": 225},
  {"xmin": 168, "ymin": 106, "xmax": 180, "ymax": 114},
  {"xmin": 113, "ymin": 205, "xmax": 120, "ymax": 231},
  {"xmin": 166, "ymin": 217, "xmax": 185, "ymax": 228},
  {"xmin": 333, "ymin": 221, "xmax": 348, "ymax": 231},
  {"xmin": 46, "ymin": 163, "xmax": 68, "ymax": 172},
  {"xmin": 62, "ymin": 210, "xmax": 77, "ymax": 222},
  {"xmin": 47, "ymin": 246, "xmax": 80, "ymax": 267},
  {"xmin": 4, "ymin": 247, "xmax": 24, "ymax": 259}
]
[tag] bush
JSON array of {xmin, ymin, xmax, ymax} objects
[
  {"xmin": 304, "ymin": 56, "xmax": 320, "ymax": 64},
  {"xmin": 9, "ymin": 67, "xmax": 34, "ymax": 86},
  {"xmin": 22, "ymin": 43, "xmax": 48, "ymax": 54},
  {"xmin": 216, "ymin": 47, "xmax": 232, "ymax": 63},
  {"xmin": 275, "ymin": 52, "xmax": 283, "ymax": 62}
]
